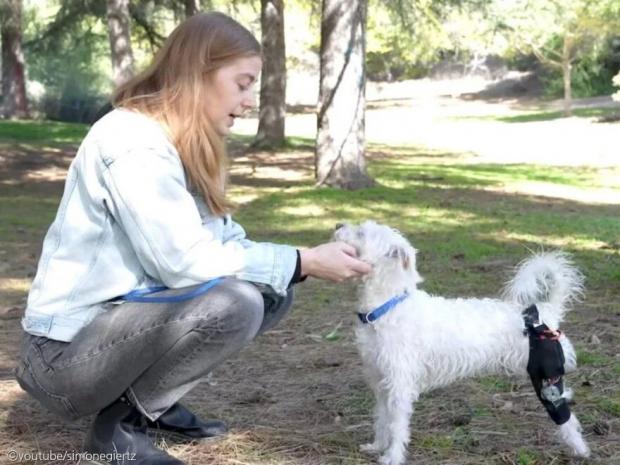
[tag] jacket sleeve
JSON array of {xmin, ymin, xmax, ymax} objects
[
  {"xmin": 100, "ymin": 147, "xmax": 297, "ymax": 294},
  {"xmin": 222, "ymin": 215, "xmax": 248, "ymax": 243}
]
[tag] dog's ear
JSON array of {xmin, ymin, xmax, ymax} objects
[{"xmin": 387, "ymin": 246, "xmax": 410, "ymax": 269}]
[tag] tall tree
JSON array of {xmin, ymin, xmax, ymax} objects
[
  {"xmin": 253, "ymin": 0, "xmax": 286, "ymax": 148},
  {"xmin": 106, "ymin": 0, "xmax": 135, "ymax": 87},
  {"xmin": 1, "ymin": 0, "xmax": 29, "ymax": 119},
  {"xmin": 315, "ymin": 0, "xmax": 373, "ymax": 189}
]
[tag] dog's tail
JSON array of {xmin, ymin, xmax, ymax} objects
[{"xmin": 502, "ymin": 251, "xmax": 583, "ymax": 319}]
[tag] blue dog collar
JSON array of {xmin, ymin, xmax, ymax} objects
[{"xmin": 357, "ymin": 290, "xmax": 410, "ymax": 324}]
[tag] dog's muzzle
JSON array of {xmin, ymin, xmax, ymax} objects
[{"xmin": 523, "ymin": 304, "xmax": 571, "ymax": 425}]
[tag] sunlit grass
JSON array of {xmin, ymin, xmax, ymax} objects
[
  {"xmin": 451, "ymin": 106, "xmax": 620, "ymax": 123},
  {"xmin": 0, "ymin": 119, "xmax": 88, "ymax": 144},
  {"xmin": 0, "ymin": 278, "xmax": 31, "ymax": 293},
  {"xmin": 371, "ymin": 160, "xmax": 607, "ymax": 189}
]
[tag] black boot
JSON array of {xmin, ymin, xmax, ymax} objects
[
  {"xmin": 146, "ymin": 403, "xmax": 228, "ymax": 441},
  {"xmin": 83, "ymin": 397, "xmax": 185, "ymax": 465}
]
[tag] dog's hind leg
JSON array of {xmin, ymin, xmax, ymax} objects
[{"xmin": 378, "ymin": 381, "xmax": 418, "ymax": 465}]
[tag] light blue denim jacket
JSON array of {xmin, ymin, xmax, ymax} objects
[{"xmin": 22, "ymin": 109, "xmax": 298, "ymax": 342}]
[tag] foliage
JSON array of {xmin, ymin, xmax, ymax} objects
[
  {"xmin": 24, "ymin": 6, "xmax": 110, "ymax": 122},
  {"xmin": 16, "ymin": 0, "xmax": 620, "ymax": 121},
  {"xmin": 366, "ymin": 0, "xmax": 447, "ymax": 80},
  {"xmin": 366, "ymin": 0, "xmax": 507, "ymax": 81},
  {"xmin": 21, "ymin": 0, "xmax": 261, "ymax": 122},
  {"xmin": 495, "ymin": 0, "xmax": 620, "ymax": 98},
  {"xmin": 536, "ymin": 41, "xmax": 619, "ymax": 99}
]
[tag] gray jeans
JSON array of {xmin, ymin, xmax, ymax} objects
[{"xmin": 15, "ymin": 278, "xmax": 293, "ymax": 421}]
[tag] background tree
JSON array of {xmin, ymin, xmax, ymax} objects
[
  {"xmin": 1, "ymin": 0, "xmax": 29, "ymax": 118},
  {"xmin": 497, "ymin": 0, "xmax": 620, "ymax": 116},
  {"xmin": 316, "ymin": 0, "xmax": 373, "ymax": 189},
  {"xmin": 182, "ymin": 0, "xmax": 200, "ymax": 17},
  {"xmin": 253, "ymin": 0, "xmax": 286, "ymax": 148},
  {"xmin": 106, "ymin": 0, "xmax": 135, "ymax": 87}
]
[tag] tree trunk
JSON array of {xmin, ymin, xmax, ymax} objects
[
  {"xmin": 106, "ymin": 0, "xmax": 134, "ymax": 88},
  {"xmin": 253, "ymin": 0, "xmax": 286, "ymax": 148},
  {"xmin": 183, "ymin": 0, "xmax": 200, "ymax": 17},
  {"xmin": 562, "ymin": 37, "xmax": 572, "ymax": 117},
  {"xmin": 1, "ymin": 0, "xmax": 29, "ymax": 119},
  {"xmin": 316, "ymin": 0, "xmax": 373, "ymax": 189}
]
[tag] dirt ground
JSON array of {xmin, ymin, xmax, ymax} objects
[{"xmin": 0, "ymin": 78, "xmax": 619, "ymax": 465}]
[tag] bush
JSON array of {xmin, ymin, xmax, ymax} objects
[{"xmin": 540, "ymin": 38, "xmax": 619, "ymax": 99}]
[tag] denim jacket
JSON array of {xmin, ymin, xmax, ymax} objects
[{"xmin": 22, "ymin": 109, "xmax": 298, "ymax": 342}]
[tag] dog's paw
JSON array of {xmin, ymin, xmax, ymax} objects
[
  {"xmin": 359, "ymin": 442, "xmax": 382, "ymax": 454},
  {"xmin": 378, "ymin": 453, "xmax": 404, "ymax": 465}
]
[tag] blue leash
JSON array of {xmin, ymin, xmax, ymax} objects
[
  {"xmin": 357, "ymin": 290, "xmax": 410, "ymax": 324},
  {"xmin": 121, "ymin": 277, "xmax": 224, "ymax": 303}
]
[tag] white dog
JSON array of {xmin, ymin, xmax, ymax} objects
[{"xmin": 334, "ymin": 221, "xmax": 590, "ymax": 465}]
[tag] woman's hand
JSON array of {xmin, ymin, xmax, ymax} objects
[{"xmin": 299, "ymin": 242, "xmax": 372, "ymax": 282}]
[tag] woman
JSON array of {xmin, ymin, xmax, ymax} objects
[{"xmin": 15, "ymin": 12, "xmax": 370, "ymax": 465}]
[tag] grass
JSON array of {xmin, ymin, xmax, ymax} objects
[
  {"xmin": 598, "ymin": 398, "xmax": 620, "ymax": 417},
  {"xmin": 231, "ymin": 159, "xmax": 619, "ymax": 295},
  {"xmin": 0, "ymin": 119, "xmax": 88, "ymax": 144},
  {"xmin": 0, "ymin": 191, "xmax": 60, "ymax": 241},
  {"xmin": 1, "ymin": 118, "xmax": 619, "ymax": 464},
  {"xmin": 452, "ymin": 106, "xmax": 620, "ymax": 123},
  {"xmin": 577, "ymin": 348, "xmax": 614, "ymax": 367},
  {"xmin": 476, "ymin": 376, "xmax": 514, "ymax": 393},
  {"xmin": 515, "ymin": 448, "xmax": 539, "ymax": 465}
]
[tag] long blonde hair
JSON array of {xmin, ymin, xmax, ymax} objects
[{"xmin": 112, "ymin": 12, "xmax": 261, "ymax": 216}]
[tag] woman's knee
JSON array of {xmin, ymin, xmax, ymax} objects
[{"xmin": 211, "ymin": 279, "xmax": 265, "ymax": 341}]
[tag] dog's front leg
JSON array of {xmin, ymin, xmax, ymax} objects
[
  {"xmin": 360, "ymin": 383, "xmax": 390, "ymax": 454},
  {"xmin": 378, "ymin": 383, "xmax": 417, "ymax": 465}
]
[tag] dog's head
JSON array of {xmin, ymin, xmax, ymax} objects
[{"xmin": 333, "ymin": 220, "xmax": 423, "ymax": 285}]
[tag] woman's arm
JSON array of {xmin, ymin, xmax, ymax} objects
[
  {"xmin": 223, "ymin": 217, "xmax": 371, "ymax": 283},
  {"xmin": 101, "ymin": 147, "xmax": 297, "ymax": 293}
]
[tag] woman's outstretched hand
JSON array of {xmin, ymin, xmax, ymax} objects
[{"xmin": 299, "ymin": 242, "xmax": 372, "ymax": 282}]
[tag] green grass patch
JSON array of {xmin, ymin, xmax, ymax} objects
[
  {"xmin": 597, "ymin": 397, "xmax": 620, "ymax": 417},
  {"xmin": 476, "ymin": 376, "xmax": 513, "ymax": 393},
  {"xmin": 372, "ymin": 160, "xmax": 608, "ymax": 189},
  {"xmin": 471, "ymin": 406, "xmax": 491, "ymax": 417},
  {"xmin": 516, "ymin": 447, "xmax": 540, "ymax": 465},
  {"xmin": 452, "ymin": 106, "xmax": 620, "ymax": 123},
  {"xmin": 577, "ymin": 349, "xmax": 612, "ymax": 367},
  {"xmin": 339, "ymin": 390, "xmax": 374, "ymax": 417},
  {"xmin": 418, "ymin": 434, "xmax": 454, "ymax": 449},
  {"xmin": 0, "ymin": 119, "xmax": 88, "ymax": 144},
  {"xmin": 451, "ymin": 426, "xmax": 478, "ymax": 450}
]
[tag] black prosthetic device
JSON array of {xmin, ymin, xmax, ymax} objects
[{"xmin": 522, "ymin": 304, "xmax": 571, "ymax": 425}]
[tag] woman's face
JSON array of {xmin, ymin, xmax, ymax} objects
[{"xmin": 204, "ymin": 55, "xmax": 262, "ymax": 136}]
